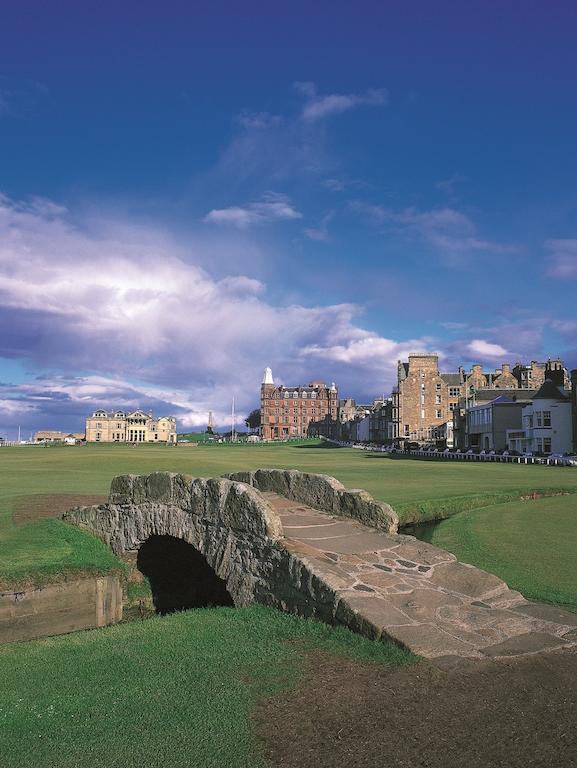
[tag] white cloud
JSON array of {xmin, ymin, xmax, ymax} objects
[
  {"xmin": 466, "ymin": 339, "xmax": 509, "ymax": 359},
  {"xmin": 204, "ymin": 193, "xmax": 302, "ymax": 228},
  {"xmin": 352, "ymin": 201, "xmax": 516, "ymax": 259},
  {"xmin": 295, "ymin": 82, "xmax": 388, "ymax": 121},
  {"xmin": 0, "ymin": 194, "xmax": 427, "ymax": 430},
  {"xmin": 546, "ymin": 239, "xmax": 577, "ymax": 279}
]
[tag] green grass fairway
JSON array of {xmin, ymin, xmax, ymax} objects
[
  {"xmin": 0, "ymin": 605, "xmax": 413, "ymax": 768},
  {"xmin": 425, "ymin": 494, "xmax": 577, "ymax": 609},
  {"xmin": 1, "ymin": 442, "xmax": 577, "ymax": 588}
]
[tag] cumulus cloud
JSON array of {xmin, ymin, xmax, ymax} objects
[
  {"xmin": 0, "ymin": 194, "xmax": 428, "ymax": 434},
  {"xmin": 465, "ymin": 339, "xmax": 509, "ymax": 359},
  {"xmin": 352, "ymin": 202, "xmax": 516, "ymax": 259},
  {"xmin": 204, "ymin": 193, "xmax": 302, "ymax": 228},
  {"xmin": 546, "ymin": 239, "xmax": 577, "ymax": 279},
  {"xmin": 294, "ymin": 82, "xmax": 388, "ymax": 121}
]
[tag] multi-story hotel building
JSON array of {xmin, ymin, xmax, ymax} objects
[
  {"xmin": 260, "ymin": 367, "xmax": 339, "ymax": 440},
  {"xmin": 85, "ymin": 409, "xmax": 177, "ymax": 443}
]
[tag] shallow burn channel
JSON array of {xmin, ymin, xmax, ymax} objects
[{"xmin": 136, "ymin": 535, "xmax": 234, "ymax": 615}]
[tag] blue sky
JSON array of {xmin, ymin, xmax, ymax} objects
[{"xmin": 1, "ymin": 1, "xmax": 576, "ymax": 436}]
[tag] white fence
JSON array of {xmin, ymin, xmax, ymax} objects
[{"xmin": 325, "ymin": 439, "xmax": 576, "ymax": 467}]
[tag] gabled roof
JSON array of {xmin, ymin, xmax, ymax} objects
[{"xmin": 532, "ymin": 379, "xmax": 569, "ymax": 401}]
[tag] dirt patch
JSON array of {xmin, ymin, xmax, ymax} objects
[
  {"xmin": 254, "ymin": 646, "xmax": 577, "ymax": 768},
  {"xmin": 12, "ymin": 494, "xmax": 108, "ymax": 524}
]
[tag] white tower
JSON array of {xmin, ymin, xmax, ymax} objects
[{"xmin": 262, "ymin": 367, "xmax": 274, "ymax": 385}]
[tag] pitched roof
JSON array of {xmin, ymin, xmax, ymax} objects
[
  {"xmin": 440, "ymin": 373, "xmax": 461, "ymax": 385},
  {"xmin": 532, "ymin": 379, "xmax": 569, "ymax": 401}
]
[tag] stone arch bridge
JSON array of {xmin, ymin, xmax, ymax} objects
[{"xmin": 64, "ymin": 469, "xmax": 577, "ymax": 659}]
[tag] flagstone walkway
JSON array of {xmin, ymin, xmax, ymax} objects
[{"xmin": 262, "ymin": 492, "xmax": 577, "ymax": 660}]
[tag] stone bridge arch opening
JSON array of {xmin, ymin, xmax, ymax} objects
[{"xmin": 136, "ymin": 535, "xmax": 234, "ymax": 615}]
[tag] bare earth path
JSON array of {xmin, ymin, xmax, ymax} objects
[
  {"xmin": 263, "ymin": 492, "xmax": 577, "ymax": 659},
  {"xmin": 254, "ymin": 646, "xmax": 577, "ymax": 768}
]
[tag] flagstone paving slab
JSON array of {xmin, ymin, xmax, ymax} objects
[{"xmin": 263, "ymin": 492, "xmax": 577, "ymax": 659}]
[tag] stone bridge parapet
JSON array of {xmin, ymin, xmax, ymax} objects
[{"xmin": 223, "ymin": 468, "xmax": 399, "ymax": 533}]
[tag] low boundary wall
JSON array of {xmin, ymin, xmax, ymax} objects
[{"xmin": 0, "ymin": 576, "xmax": 122, "ymax": 644}]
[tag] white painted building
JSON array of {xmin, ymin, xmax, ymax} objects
[{"xmin": 507, "ymin": 380, "xmax": 572, "ymax": 455}]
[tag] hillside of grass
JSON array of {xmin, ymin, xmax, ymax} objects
[
  {"xmin": 424, "ymin": 494, "xmax": 577, "ymax": 609},
  {"xmin": 0, "ymin": 605, "xmax": 413, "ymax": 768}
]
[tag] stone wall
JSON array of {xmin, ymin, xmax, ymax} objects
[
  {"xmin": 65, "ymin": 473, "xmax": 284, "ymax": 607},
  {"xmin": 0, "ymin": 576, "xmax": 122, "ymax": 644},
  {"xmin": 223, "ymin": 469, "xmax": 398, "ymax": 533}
]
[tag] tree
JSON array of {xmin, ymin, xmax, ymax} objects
[{"xmin": 245, "ymin": 408, "xmax": 261, "ymax": 431}]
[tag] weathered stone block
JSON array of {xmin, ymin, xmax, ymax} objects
[
  {"xmin": 109, "ymin": 474, "xmax": 135, "ymax": 505},
  {"xmin": 337, "ymin": 489, "xmax": 398, "ymax": 532}
]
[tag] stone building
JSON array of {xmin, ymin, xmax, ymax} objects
[
  {"xmin": 393, "ymin": 353, "xmax": 571, "ymax": 447},
  {"xmin": 260, "ymin": 367, "xmax": 339, "ymax": 440},
  {"xmin": 465, "ymin": 395, "xmax": 532, "ymax": 452},
  {"xmin": 85, "ymin": 410, "xmax": 177, "ymax": 443},
  {"xmin": 512, "ymin": 359, "xmax": 569, "ymax": 389},
  {"xmin": 452, "ymin": 389, "xmax": 536, "ymax": 451},
  {"xmin": 34, "ymin": 431, "xmax": 85, "ymax": 444},
  {"xmin": 392, "ymin": 354, "xmax": 463, "ymax": 444}
]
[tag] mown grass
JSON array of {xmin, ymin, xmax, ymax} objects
[
  {"xmin": 0, "ymin": 605, "xmax": 414, "ymax": 768},
  {"xmin": 1, "ymin": 442, "xmax": 577, "ymax": 587},
  {"xmin": 425, "ymin": 494, "xmax": 577, "ymax": 609}
]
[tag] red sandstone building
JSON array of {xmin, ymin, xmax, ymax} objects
[{"xmin": 260, "ymin": 367, "xmax": 339, "ymax": 440}]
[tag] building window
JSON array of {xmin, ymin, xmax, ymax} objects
[
  {"xmin": 436, "ymin": 383, "xmax": 441, "ymax": 391},
  {"xmin": 536, "ymin": 412, "xmax": 542, "ymax": 427},
  {"xmin": 302, "ymin": 392, "xmax": 307, "ymax": 399},
  {"xmin": 436, "ymin": 409, "xmax": 442, "ymax": 418},
  {"xmin": 421, "ymin": 394, "xmax": 425, "ymax": 405},
  {"xmin": 543, "ymin": 411, "xmax": 551, "ymax": 427},
  {"xmin": 543, "ymin": 437, "xmax": 551, "ymax": 453},
  {"xmin": 435, "ymin": 395, "xmax": 441, "ymax": 404},
  {"xmin": 421, "ymin": 409, "xmax": 425, "ymax": 419},
  {"xmin": 449, "ymin": 387, "xmax": 460, "ymax": 397},
  {"xmin": 404, "ymin": 424, "xmax": 410, "ymax": 436},
  {"xmin": 311, "ymin": 392, "xmax": 317, "ymax": 399},
  {"xmin": 284, "ymin": 392, "xmax": 289, "ymax": 399}
]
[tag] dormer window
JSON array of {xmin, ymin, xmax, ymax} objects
[
  {"xmin": 302, "ymin": 392, "xmax": 307, "ymax": 399},
  {"xmin": 284, "ymin": 391, "xmax": 289, "ymax": 399}
]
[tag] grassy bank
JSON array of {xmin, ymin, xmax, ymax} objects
[
  {"xmin": 0, "ymin": 605, "xmax": 413, "ymax": 768},
  {"xmin": 425, "ymin": 495, "xmax": 577, "ymax": 608},
  {"xmin": 1, "ymin": 442, "xmax": 577, "ymax": 588}
]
